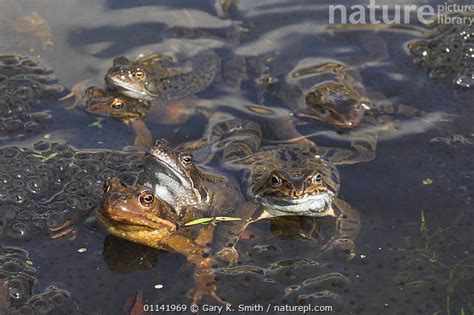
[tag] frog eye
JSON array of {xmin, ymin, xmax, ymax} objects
[
  {"xmin": 139, "ymin": 191, "xmax": 154, "ymax": 207},
  {"xmin": 179, "ymin": 153, "xmax": 193, "ymax": 166},
  {"xmin": 312, "ymin": 173, "xmax": 323, "ymax": 184},
  {"xmin": 270, "ymin": 175, "xmax": 282, "ymax": 188},
  {"xmin": 133, "ymin": 69, "xmax": 146, "ymax": 80},
  {"xmin": 111, "ymin": 99, "xmax": 125, "ymax": 110}
]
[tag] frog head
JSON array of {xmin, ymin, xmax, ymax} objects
[
  {"xmin": 97, "ymin": 177, "xmax": 178, "ymax": 248},
  {"xmin": 139, "ymin": 139, "xmax": 209, "ymax": 212},
  {"xmin": 251, "ymin": 156, "xmax": 340, "ymax": 217}
]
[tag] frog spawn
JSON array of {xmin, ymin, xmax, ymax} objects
[
  {"xmin": 0, "ymin": 55, "xmax": 64, "ymax": 142},
  {"xmin": 207, "ymin": 217, "xmax": 462, "ymax": 314},
  {"xmin": 0, "ymin": 246, "xmax": 74, "ymax": 314},
  {"xmin": 408, "ymin": 13, "xmax": 474, "ymax": 88},
  {"xmin": 0, "ymin": 141, "xmax": 143, "ymax": 241},
  {"xmin": 206, "ymin": 228, "xmax": 352, "ymax": 311}
]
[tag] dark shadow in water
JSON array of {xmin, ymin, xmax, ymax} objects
[
  {"xmin": 105, "ymin": 0, "xmax": 216, "ymax": 15},
  {"xmin": 102, "ymin": 235, "xmax": 166, "ymax": 274},
  {"xmin": 68, "ymin": 22, "xmax": 241, "ymax": 58}
]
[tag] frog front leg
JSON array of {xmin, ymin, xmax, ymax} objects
[
  {"xmin": 129, "ymin": 119, "xmax": 153, "ymax": 150},
  {"xmin": 321, "ymin": 198, "xmax": 361, "ymax": 260},
  {"xmin": 313, "ymin": 142, "xmax": 375, "ymax": 166},
  {"xmin": 212, "ymin": 202, "xmax": 264, "ymax": 264},
  {"xmin": 347, "ymin": 126, "xmax": 377, "ymax": 163}
]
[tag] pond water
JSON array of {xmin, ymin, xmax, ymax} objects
[{"xmin": 0, "ymin": 0, "xmax": 473, "ymax": 314}]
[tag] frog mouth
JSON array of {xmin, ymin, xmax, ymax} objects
[
  {"xmin": 259, "ymin": 192, "xmax": 334, "ymax": 217},
  {"xmin": 106, "ymin": 74, "xmax": 151, "ymax": 100},
  {"xmin": 96, "ymin": 212, "xmax": 176, "ymax": 233},
  {"xmin": 97, "ymin": 213, "xmax": 176, "ymax": 249}
]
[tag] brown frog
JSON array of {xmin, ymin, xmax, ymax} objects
[
  {"xmin": 137, "ymin": 138, "xmax": 245, "ymax": 215},
  {"xmin": 270, "ymin": 61, "xmax": 433, "ymax": 163},
  {"xmin": 105, "ymin": 50, "xmax": 219, "ymax": 102},
  {"xmin": 98, "ymin": 177, "xmax": 227, "ymax": 304},
  {"xmin": 139, "ymin": 119, "xmax": 361, "ymax": 261},
  {"xmin": 81, "ymin": 85, "xmax": 200, "ymax": 150},
  {"xmin": 178, "ymin": 119, "xmax": 363, "ymax": 260},
  {"xmin": 222, "ymin": 144, "xmax": 361, "ymax": 259}
]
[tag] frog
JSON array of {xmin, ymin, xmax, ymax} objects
[
  {"xmin": 82, "ymin": 86, "xmax": 153, "ymax": 149},
  {"xmin": 82, "ymin": 86, "xmax": 201, "ymax": 150},
  {"xmin": 0, "ymin": 55, "xmax": 65, "ymax": 143},
  {"xmin": 222, "ymin": 143, "xmax": 361, "ymax": 259},
  {"xmin": 83, "ymin": 86, "xmax": 150, "ymax": 121},
  {"xmin": 177, "ymin": 119, "xmax": 363, "ymax": 259},
  {"xmin": 266, "ymin": 60, "xmax": 440, "ymax": 164},
  {"xmin": 138, "ymin": 119, "xmax": 361, "ymax": 260},
  {"xmin": 134, "ymin": 128, "xmax": 265, "ymax": 264},
  {"xmin": 105, "ymin": 49, "xmax": 219, "ymax": 101},
  {"xmin": 75, "ymin": 49, "xmax": 247, "ymax": 150},
  {"xmin": 137, "ymin": 138, "xmax": 245, "ymax": 216},
  {"xmin": 283, "ymin": 62, "xmax": 426, "ymax": 129},
  {"xmin": 0, "ymin": 141, "xmax": 144, "ymax": 241},
  {"xmin": 98, "ymin": 177, "xmax": 230, "ymax": 304}
]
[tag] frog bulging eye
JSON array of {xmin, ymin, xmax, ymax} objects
[
  {"xmin": 139, "ymin": 191, "xmax": 155, "ymax": 207},
  {"xmin": 111, "ymin": 98, "xmax": 125, "ymax": 110},
  {"xmin": 179, "ymin": 153, "xmax": 193, "ymax": 166},
  {"xmin": 312, "ymin": 173, "xmax": 323, "ymax": 184},
  {"xmin": 271, "ymin": 175, "xmax": 282, "ymax": 188},
  {"xmin": 133, "ymin": 69, "xmax": 145, "ymax": 80}
]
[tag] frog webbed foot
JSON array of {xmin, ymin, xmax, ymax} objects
[
  {"xmin": 321, "ymin": 237, "xmax": 356, "ymax": 260},
  {"xmin": 48, "ymin": 219, "xmax": 78, "ymax": 240},
  {"xmin": 187, "ymin": 265, "xmax": 229, "ymax": 305}
]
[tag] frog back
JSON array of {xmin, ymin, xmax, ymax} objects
[{"xmin": 147, "ymin": 49, "xmax": 220, "ymax": 103}]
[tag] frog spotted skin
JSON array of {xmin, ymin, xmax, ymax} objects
[
  {"xmin": 177, "ymin": 118, "xmax": 263, "ymax": 165},
  {"xmin": 82, "ymin": 86, "xmax": 199, "ymax": 150},
  {"xmin": 223, "ymin": 141, "xmax": 359, "ymax": 216},
  {"xmin": 272, "ymin": 61, "xmax": 428, "ymax": 165},
  {"xmin": 105, "ymin": 50, "xmax": 219, "ymax": 101},
  {"xmin": 290, "ymin": 62, "xmax": 370, "ymax": 129},
  {"xmin": 217, "ymin": 148, "xmax": 360, "ymax": 260},
  {"xmin": 303, "ymin": 81, "xmax": 367, "ymax": 129},
  {"xmin": 238, "ymin": 147, "xmax": 340, "ymax": 217},
  {"xmin": 223, "ymin": 144, "xmax": 360, "ymax": 259},
  {"xmin": 84, "ymin": 86, "xmax": 150, "ymax": 120}
]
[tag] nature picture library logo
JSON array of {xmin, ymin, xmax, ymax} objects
[{"xmin": 329, "ymin": 0, "xmax": 474, "ymax": 25}]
